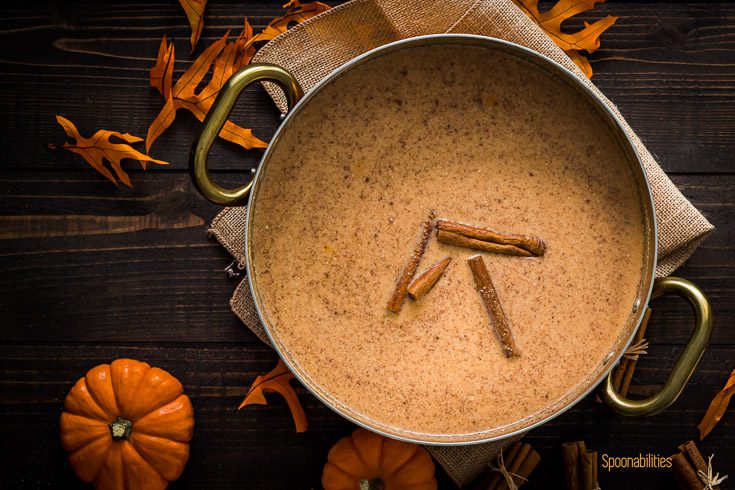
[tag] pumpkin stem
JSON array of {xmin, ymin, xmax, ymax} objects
[
  {"xmin": 358, "ymin": 478, "xmax": 386, "ymax": 490},
  {"xmin": 109, "ymin": 417, "xmax": 133, "ymax": 441}
]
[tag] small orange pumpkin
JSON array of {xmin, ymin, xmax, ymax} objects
[
  {"xmin": 322, "ymin": 428, "xmax": 437, "ymax": 490},
  {"xmin": 60, "ymin": 359, "xmax": 194, "ymax": 489}
]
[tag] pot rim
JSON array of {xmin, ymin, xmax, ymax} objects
[{"xmin": 244, "ymin": 33, "xmax": 659, "ymax": 445}]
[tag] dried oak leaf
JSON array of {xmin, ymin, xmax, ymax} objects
[
  {"xmin": 179, "ymin": 0, "xmax": 207, "ymax": 52},
  {"xmin": 147, "ymin": 21, "xmax": 265, "ymax": 153},
  {"xmin": 698, "ymin": 366, "xmax": 735, "ymax": 440},
  {"xmin": 239, "ymin": 359, "xmax": 308, "ymax": 433},
  {"xmin": 512, "ymin": 0, "xmax": 617, "ymax": 78},
  {"xmin": 51, "ymin": 115, "xmax": 168, "ymax": 187},
  {"xmin": 150, "ymin": 35, "xmax": 174, "ymax": 99},
  {"xmin": 147, "ymin": 3, "xmax": 330, "ymax": 153}
]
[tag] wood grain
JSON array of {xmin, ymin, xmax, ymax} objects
[
  {"xmin": 0, "ymin": 344, "xmax": 732, "ymax": 488},
  {"xmin": 0, "ymin": 172, "xmax": 729, "ymax": 344},
  {"xmin": 0, "ymin": 3, "xmax": 732, "ymax": 173},
  {"xmin": 0, "ymin": 2, "xmax": 733, "ymax": 489}
]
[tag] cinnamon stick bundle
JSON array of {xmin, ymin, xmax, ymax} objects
[
  {"xmin": 562, "ymin": 441, "xmax": 599, "ymax": 490},
  {"xmin": 475, "ymin": 441, "xmax": 541, "ymax": 490},
  {"xmin": 386, "ymin": 210, "xmax": 436, "ymax": 313},
  {"xmin": 671, "ymin": 440, "xmax": 721, "ymax": 490},
  {"xmin": 407, "ymin": 257, "xmax": 451, "ymax": 301},
  {"xmin": 437, "ymin": 220, "xmax": 546, "ymax": 256},
  {"xmin": 468, "ymin": 255, "xmax": 519, "ymax": 358}
]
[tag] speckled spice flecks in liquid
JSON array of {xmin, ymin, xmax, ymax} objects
[{"xmin": 249, "ymin": 45, "xmax": 645, "ymax": 437}]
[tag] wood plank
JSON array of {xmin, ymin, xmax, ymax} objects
[
  {"xmin": 0, "ymin": 170, "xmax": 735, "ymax": 344},
  {"xmin": 0, "ymin": 171, "xmax": 257, "ymax": 343},
  {"xmin": 0, "ymin": 344, "xmax": 352, "ymax": 489},
  {"xmin": 0, "ymin": 1, "xmax": 287, "ymax": 172},
  {"xmin": 590, "ymin": 2, "xmax": 735, "ymax": 173},
  {"xmin": 0, "ymin": 343, "xmax": 731, "ymax": 489},
  {"xmin": 646, "ymin": 174, "xmax": 734, "ymax": 346},
  {"xmin": 0, "ymin": 3, "xmax": 732, "ymax": 173},
  {"xmin": 524, "ymin": 342, "xmax": 735, "ymax": 489},
  {"xmin": 0, "ymin": 3, "xmax": 732, "ymax": 489},
  {"xmin": 0, "ymin": 171, "xmax": 731, "ymax": 344}
]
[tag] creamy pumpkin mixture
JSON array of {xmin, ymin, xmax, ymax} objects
[{"xmin": 249, "ymin": 44, "xmax": 646, "ymax": 439}]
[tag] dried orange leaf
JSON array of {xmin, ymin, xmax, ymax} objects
[
  {"xmin": 239, "ymin": 359, "xmax": 308, "ymax": 433},
  {"xmin": 251, "ymin": 0, "xmax": 331, "ymax": 45},
  {"xmin": 179, "ymin": 0, "xmax": 207, "ymax": 52},
  {"xmin": 146, "ymin": 22, "xmax": 266, "ymax": 153},
  {"xmin": 51, "ymin": 115, "xmax": 168, "ymax": 187},
  {"xmin": 698, "ymin": 367, "xmax": 735, "ymax": 440},
  {"xmin": 148, "ymin": 4, "xmax": 329, "ymax": 153},
  {"xmin": 512, "ymin": 0, "xmax": 617, "ymax": 77},
  {"xmin": 150, "ymin": 35, "xmax": 174, "ymax": 99}
]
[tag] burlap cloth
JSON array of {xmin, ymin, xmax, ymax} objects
[{"xmin": 209, "ymin": 0, "xmax": 714, "ymax": 485}]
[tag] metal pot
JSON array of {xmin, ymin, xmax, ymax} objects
[{"xmin": 190, "ymin": 35, "xmax": 713, "ymax": 445}]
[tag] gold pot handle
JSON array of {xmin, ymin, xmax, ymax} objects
[
  {"xmin": 190, "ymin": 63, "xmax": 304, "ymax": 206},
  {"xmin": 602, "ymin": 276, "xmax": 713, "ymax": 416}
]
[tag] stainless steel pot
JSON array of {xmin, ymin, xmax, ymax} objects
[{"xmin": 190, "ymin": 35, "xmax": 713, "ymax": 444}]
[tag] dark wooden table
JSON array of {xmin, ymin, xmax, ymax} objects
[{"xmin": 1, "ymin": 1, "xmax": 733, "ymax": 488}]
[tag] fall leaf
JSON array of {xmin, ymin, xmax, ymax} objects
[
  {"xmin": 179, "ymin": 0, "xmax": 207, "ymax": 52},
  {"xmin": 50, "ymin": 115, "xmax": 168, "ymax": 187},
  {"xmin": 150, "ymin": 35, "xmax": 174, "ymax": 99},
  {"xmin": 239, "ymin": 359, "xmax": 308, "ymax": 433},
  {"xmin": 511, "ymin": 0, "xmax": 617, "ymax": 78},
  {"xmin": 698, "ymin": 366, "xmax": 735, "ymax": 440},
  {"xmin": 147, "ymin": 1, "xmax": 331, "ymax": 154},
  {"xmin": 147, "ymin": 21, "xmax": 266, "ymax": 153}
]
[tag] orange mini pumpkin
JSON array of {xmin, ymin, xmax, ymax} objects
[
  {"xmin": 322, "ymin": 428, "xmax": 437, "ymax": 490},
  {"xmin": 60, "ymin": 359, "xmax": 194, "ymax": 489}
]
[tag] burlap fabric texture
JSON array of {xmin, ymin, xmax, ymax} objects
[{"xmin": 209, "ymin": 0, "xmax": 714, "ymax": 485}]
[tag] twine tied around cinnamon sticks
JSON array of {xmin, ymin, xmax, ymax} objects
[
  {"xmin": 671, "ymin": 440, "xmax": 727, "ymax": 490},
  {"xmin": 622, "ymin": 338, "xmax": 649, "ymax": 362},
  {"xmin": 488, "ymin": 450, "xmax": 525, "ymax": 490},
  {"xmin": 698, "ymin": 455, "xmax": 728, "ymax": 490},
  {"xmin": 475, "ymin": 441, "xmax": 541, "ymax": 490}
]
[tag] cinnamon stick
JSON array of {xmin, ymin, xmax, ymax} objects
[
  {"xmin": 407, "ymin": 257, "xmax": 451, "ymax": 301},
  {"xmin": 678, "ymin": 440, "xmax": 707, "ymax": 475},
  {"xmin": 562, "ymin": 441, "xmax": 585, "ymax": 490},
  {"xmin": 511, "ymin": 448, "xmax": 541, "ymax": 489},
  {"xmin": 612, "ymin": 307, "xmax": 652, "ymax": 395},
  {"xmin": 580, "ymin": 450, "xmax": 598, "ymax": 490},
  {"xmin": 438, "ymin": 230, "xmax": 534, "ymax": 257},
  {"xmin": 671, "ymin": 452, "xmax": 702, "ymax": 490},
  {"xmin": 387, "ymin": 210, "xmax": 436, "ymax": 313},
  {"xmin": 503, "ymin": 443, "xmax": 531, "ymax": 489},
  {"xmin": 591, "ymin": 455, "xmax": 598, "ymax": 490},
  {"xmin": 467, "ymin": 255, "xmax": 519, "ymax": 358},
  {"xmin": 437, "ymin": 220, "xmax": 546, "ymax": 256},
  {"xmin": 502, "ymin": 441, "xmax": 523, "ymax": 468}
]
